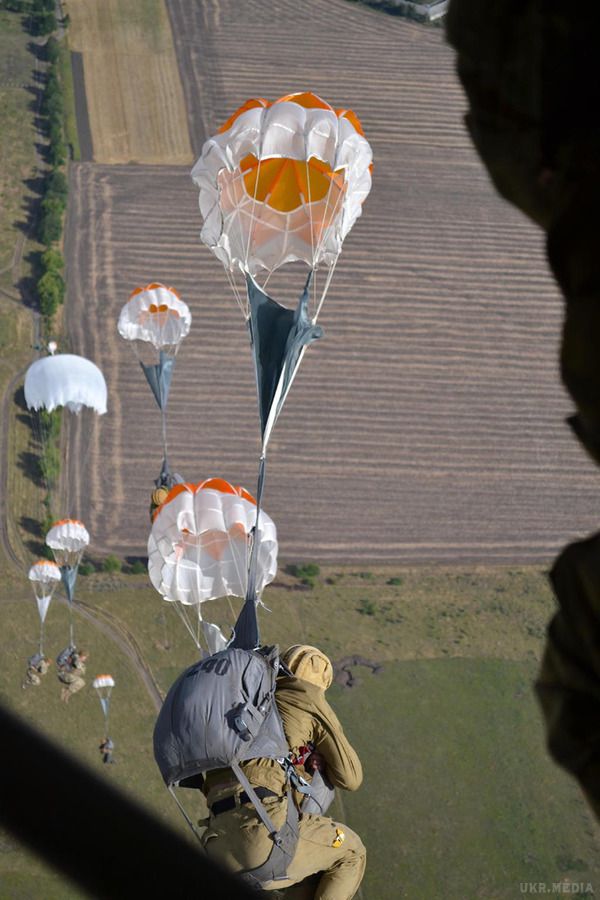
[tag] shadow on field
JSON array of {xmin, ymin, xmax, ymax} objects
[
  {"xmin": 20, "ymin": 515, "xmax": 46, "ymax": 557},
  {"xmin": 17, "ymin": 450, "xmax": 43, "ymax": 487}
]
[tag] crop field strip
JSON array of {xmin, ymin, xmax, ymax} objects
[
  {"xmin": 65, "ymin": 0, "xmax": 600, "ymax": 562},
  {"xmin": 67, "ymin": 0, "xmax": 192, "ymax": 164}
]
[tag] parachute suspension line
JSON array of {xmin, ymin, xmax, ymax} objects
[
  {"xmin": 312, "ymin": 167, "xmax": 346, "ymax": 322},
  {"xmin": 243, "ymin": 151, "xmax": 264, "ymax": 275},
  {"xmin": 225, "ymin": 594, "xmax": 238, "ymax": 633},
  {"xmin": 103, "ymin": 700, "xmax": 110, "ymax": 736},
  {"xmin": 261, "ymin": 267, "xmax": 275, "ymax": 292},
  {"xmin": 33, "ymin": 408, "xmax": 60, "ymax": 519},
  {"xmin": 304, "ymin": 155, "xmax": 318, "ymax": 316},
  {"xmin": 68, "ymin": 408, "xmax": 103, "ymax": 522},
  {"xmin": 167, "ymin": 787, "xmax": 205, "ymax": 848},
  {"xmin": 172, "ymin": 603, "xmax": 203, "ymax": 652},
  {"xmin": 225, "ymin": 267, "xmax": 246, "ymax": 319},
  {"xmin": 228, "ymin": 524, "xmax": 249, "ymax": 611},
  {"xmin": 302, "ymin": 153, "xmax": 344, "ymax": 321},
  {"xmin": 246, "ymin": 453, "xmax": 267, "ymax": 607},
  {"xmin": 160, "ymin": 404, "xmax": 169, "ymax": 466},
  {"xmin": 314, "ymin": 255, "xmax": 340, "ymax": 325},
  {"xmin": 39, "ymin": 619, "xmax": 45, "ymax": 657}
]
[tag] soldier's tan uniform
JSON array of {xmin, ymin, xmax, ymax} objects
[
  {"xmin": 22, "ymin": 657, "xmax": 50, "ymax": 689},
  {"xmin": 23, "ymin": 667, "xmax": 41, "ymax": 688},
  {"xmin": 59, "ymin": 654, "xmax": 87, "ymax": 703},
  {"xmin": 202, "ymin": 657, "xmax": 366, "ymax": 900}
]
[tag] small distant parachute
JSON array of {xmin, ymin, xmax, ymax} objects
[
  {"xmin": 148, "ymin": 478, "xmax": 277, "ymax": 653},
  {"xmin": 93, "ymin": 674, "xmax": 115, "ymax": 730},
  {"xmin": 46, "ymin": 519, "xmax": 90, "ymax": 646},
  {"xmin": 28, "ymin": 559, "xmax": 61, "ymax": 654},
  {"xmin": 24, "ymin": 354, "xmax": 107, "ymax": 415},
  {"xmin": 118, "ymin": 283, "xmax": 191, "ymax": 476},
  {"xmin": 46, "ymin": 519, "xmax": 90, "ymax": 568},
  {"xmin": 118, "ymin": 283, "xmax": 191, "ymax": 354}
]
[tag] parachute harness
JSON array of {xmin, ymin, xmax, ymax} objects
[{"xmin": 167, "ymin": 786, "xmax": 206, "ymax": 848}]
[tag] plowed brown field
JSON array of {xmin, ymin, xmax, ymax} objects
[
  {"xmin": 67, "ymin": 0, "xmax": 191, "ymax": 163},
  {"xmin": 63, "ymin": 0, "xmax": 600, "ymax": 563}
]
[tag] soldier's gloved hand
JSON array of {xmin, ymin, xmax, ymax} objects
[{"xmin": 304, "ymin": 751, "xmax": 326, "ymax": 774}]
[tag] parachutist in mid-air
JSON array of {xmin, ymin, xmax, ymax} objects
[
  {"xmin": 200, "ymin": 645, "xmax": 366, "ymax": 900},
  {"xmin": 99, "ymin": 737, "xmax": 115, "ymax": 764},
  {"xmin": 149, "ymin": 465, "xmax": 185, "ymax": 522},
  {"xmin": 22, "ymin": 653, "xmax": 51, "ymax": 689},
  {"xmin": 57, "ymin": 648, "xmax": 88, "ymax": 703}
]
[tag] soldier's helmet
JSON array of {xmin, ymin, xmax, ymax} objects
[{"xmin": 281, "ymin": 645, "xmax": 333, "ymax": 691}]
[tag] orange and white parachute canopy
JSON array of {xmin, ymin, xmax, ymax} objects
[
  {"xmin": 28, "ymin": 559, "xmax": 61, "ymax": 622},
  {"xmin": 45, "ymin": 519, "xmax": 90, "ymax": 568},
  {"xmin": 118, "ymin": 283, "xmax": 191, "ymax": 354},
  {"xmin": 148, "ymin": 478, "xmax": 278, "ymax": 607},
  {"xmin": 93, "ymin": 674, "xmax": 115, "ymax": 697},
  {"xmin": 191, "ymin": 92, "xmax": 372, "ymax": 317}
]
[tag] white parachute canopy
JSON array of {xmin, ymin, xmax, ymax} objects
[
  {"xmin": 118, "ymin": 283, "xmax": 191, "ymax": 354},
  {"xmin": 93, "ymin": 674, "xmax": 115, "ymax": 724},
  {"xmin": 148, "ymin": 478, "xmax": 278, "ymax": 649},
  {"xmin": 24, "ymin": 354, "xmax": 107, "ymax": 415},
  {"xmin": 28, "ymin": 559, "xmax": 61, "ymax": 624},
  {"xmin": 46, "ymin": 519, "xmax": 90, "ymax": 568}
]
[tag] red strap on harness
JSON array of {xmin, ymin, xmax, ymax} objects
[{"xmin": 291, "ymin": 744, "xmax": 313, "ymax": 767}]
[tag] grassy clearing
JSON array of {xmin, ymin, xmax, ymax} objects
[
  {"xmin": 331, "ymin": 659, "xmax": 600, "ymax": 899},
  {"xmin": 75, "ymin": 563, "xmax": 554, "ymax": 698},
  {"xmin": 1, "ymin": 562, "xmax": 597, "ymax": 897},
  {"xmin": 0, "ymin": 297, "xmax": 35, "ymax": 568},
  {"xmin": 67, "ymin": 0, "xmax": 192, "ymax": 164},
  {"xmin": 0, "ymin": 8, "xmax": 39, "ymax": 287}
]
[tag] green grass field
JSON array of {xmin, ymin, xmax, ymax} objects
[
  {"xmin": 0, "ymin": 8, "xmax": 40, "ymax": 292},
  {"xmin": 1, "ymin": 562, "xmax": 599, "ymax": 898}
]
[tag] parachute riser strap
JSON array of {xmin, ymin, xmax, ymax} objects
[
  {"xmin": 245, "ymin": 453, "xmax": 266, "ymax": 608},
  {"xmin": 230, "ymin": 762, "xmax": 279, "ymax": 839},
  {"xmin": 167, "ymin": 786, "xmax": 205, "ymax": 850},
  {"xmin": 233, "ymin": 763, "xmax": 300, "ymax": 887},
  {"xmin": 278, "ymin": 755, "xmax": 321, "ymax": 804}
]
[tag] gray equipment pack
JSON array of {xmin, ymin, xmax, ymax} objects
[
  {"xmin": 153, "ymin": 645, "xmax": 302, "ymax": 886},
  {"xmin": 56, "ymin": 645, "xmax": 75, "ymax": 669}
]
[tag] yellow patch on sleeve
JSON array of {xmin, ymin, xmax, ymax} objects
[{"xmin": 332, "ymin": 828, "xmax": 345, "ymax": 848}]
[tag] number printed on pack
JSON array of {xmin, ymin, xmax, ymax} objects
[{"xmin": 197, "ymin": 657, "xmax": 231, "ymax": 676}]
